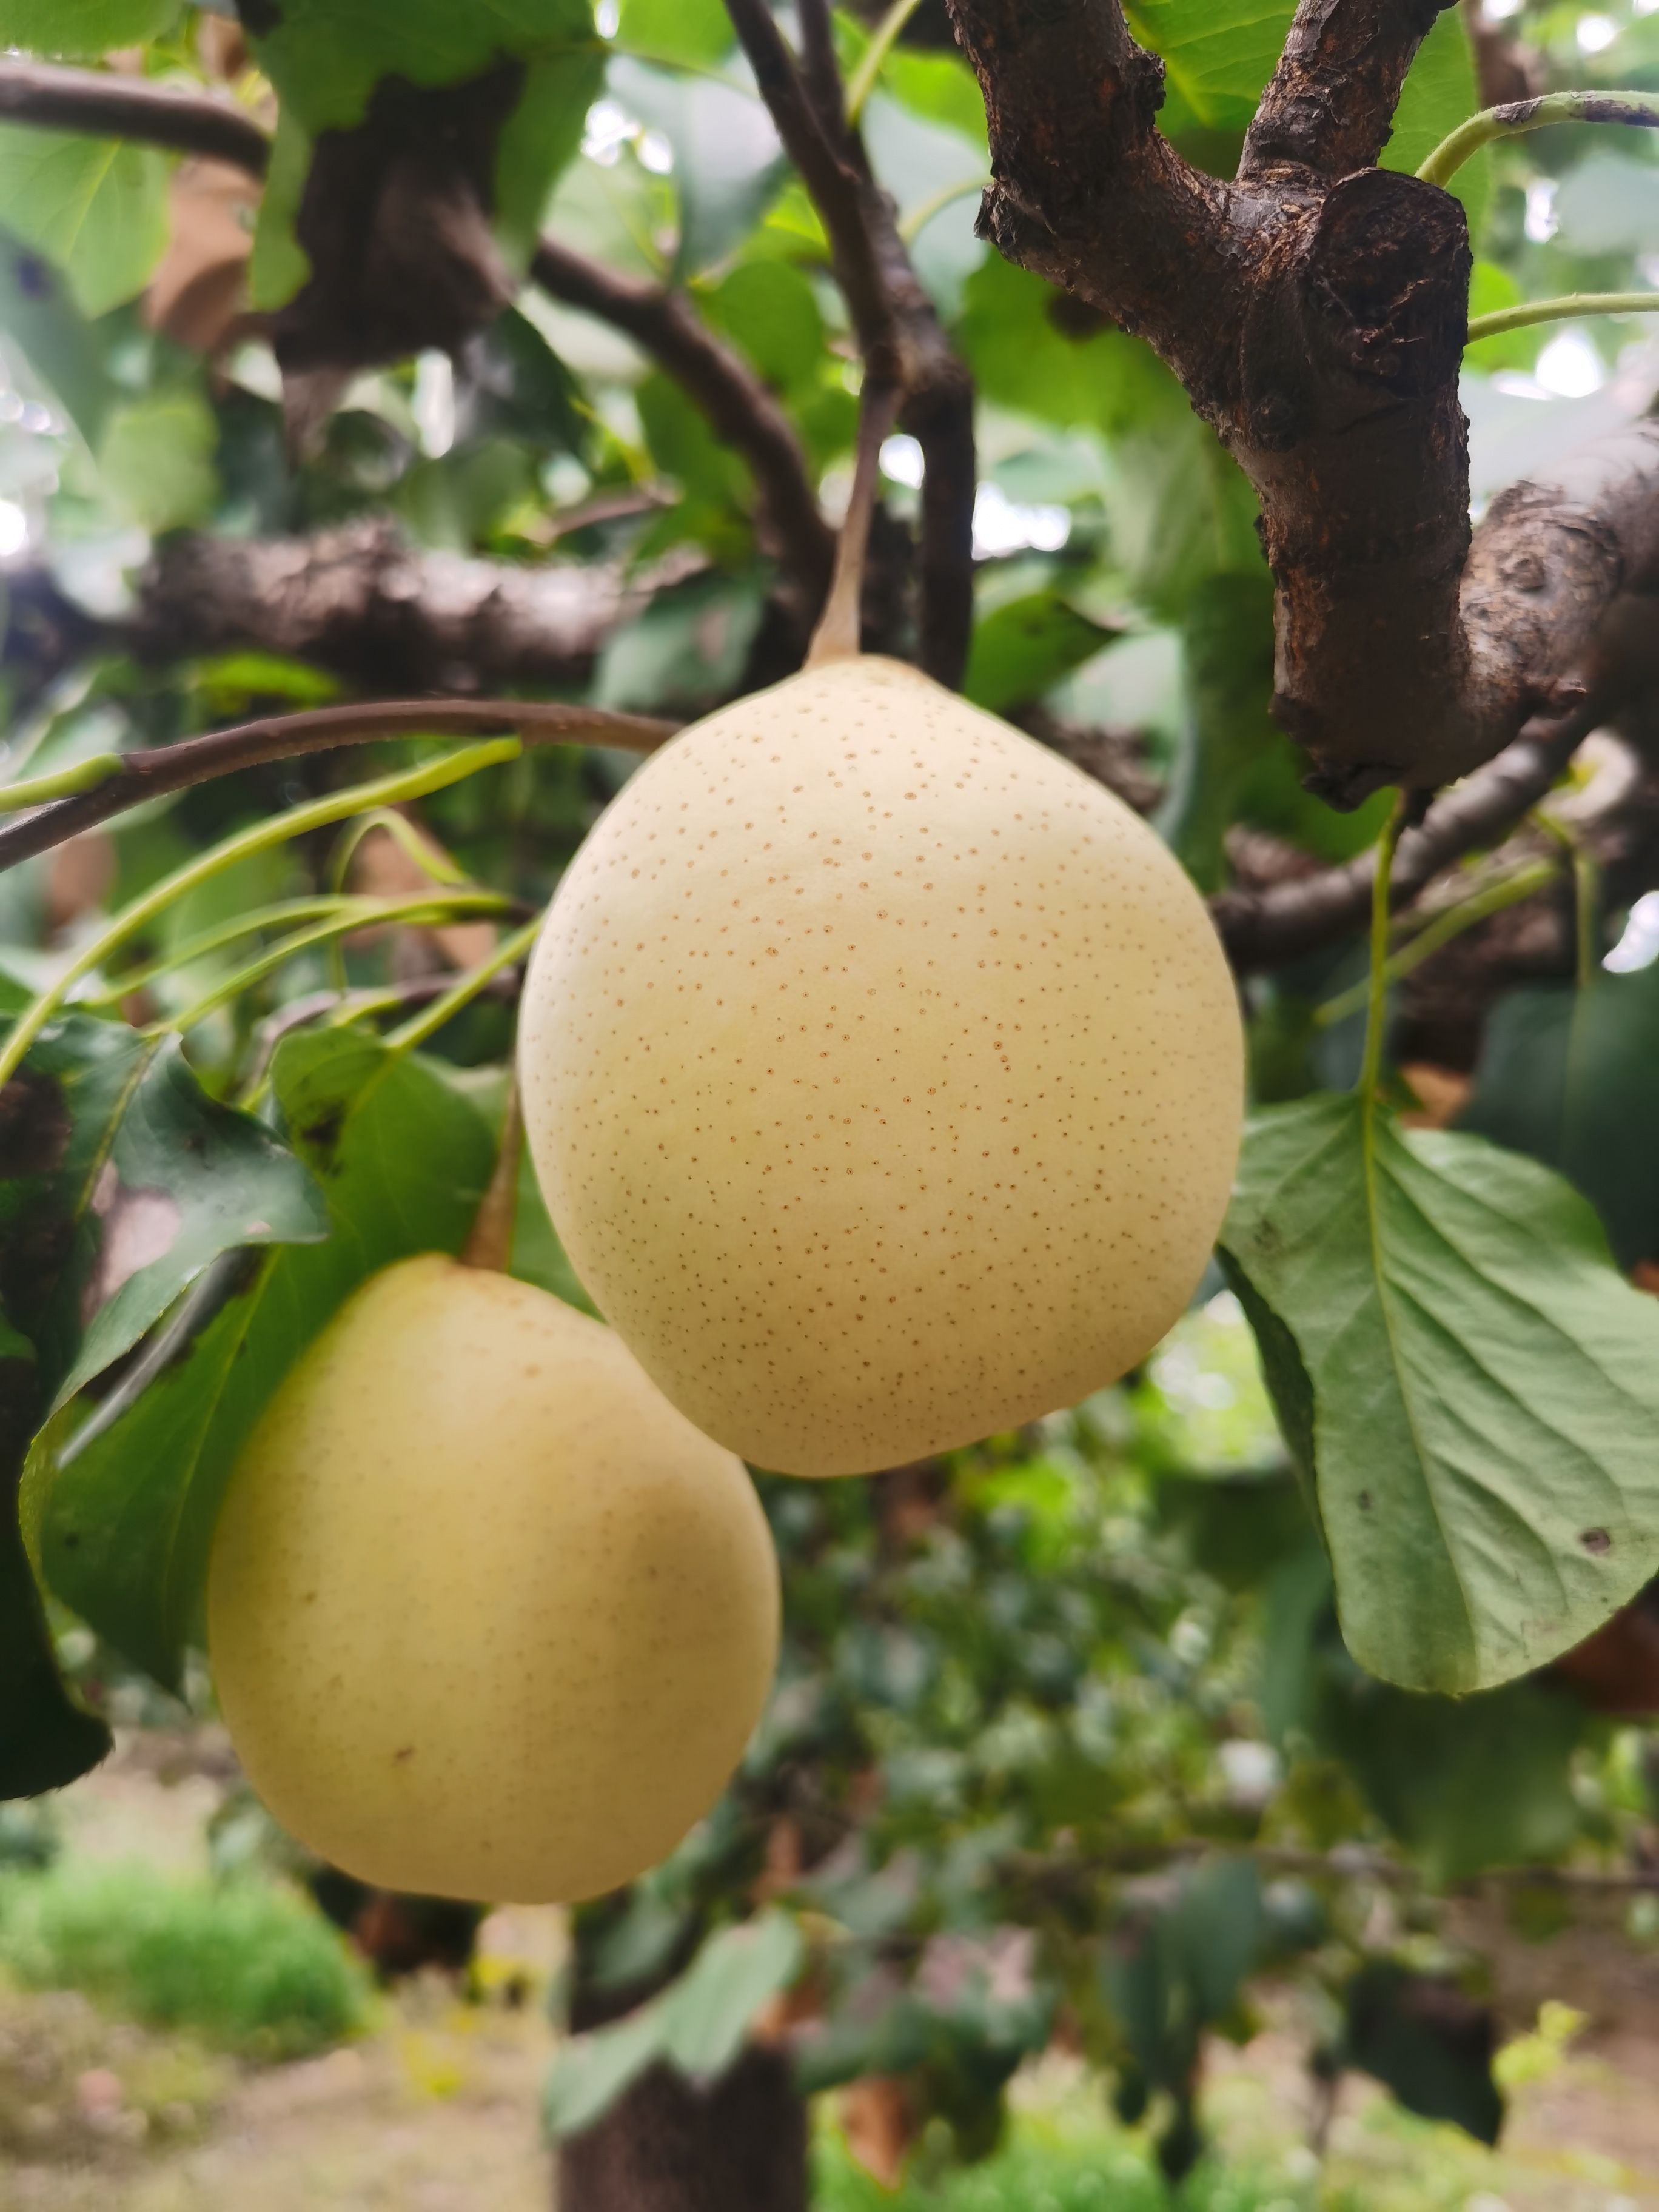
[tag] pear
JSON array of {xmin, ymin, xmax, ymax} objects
[
  {"xmin": 520, "ymin": 655, "xmax": 1244, "ymax": 1478},
  {"xmin": 207, "ymin": 1255, "xmax": 780, "ymax": 1903}
]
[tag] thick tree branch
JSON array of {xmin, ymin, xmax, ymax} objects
[
  {"xmin": 948, "ymin": 2, "xmax": 1659, "ymax": 803},
  {"xmin": 529, "ymin": 238, "xmax": 834, "ymax": 610},
  {"xmin": 0, "ymin": 59, "xmax": 271, "ymax": 175},
  {"xmin": 1241, "ymin": 0, "xmax": 1459, "ymax": 180},
  {"xmin": 113, "ymin": 519, "xmax": 637, "ymax": 694},
  {"xmin": 0, "ymin": 699, "xmax": 674, "ymax": 875},
  {"xmin": 725, "ymin": 0, "xmax": 976, "ymax": 688}
]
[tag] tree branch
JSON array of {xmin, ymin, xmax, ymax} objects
[
  {"xmin": 0, "ymin": 699, "xmax": 674, "ymax": 874},
  {"xmin": 1213, "ymin": 705, "xmax": 1597, "ymax": 973},
  {"xmin": 529, "ymin": 236, "xmax": 834, "ymax": 611},
  {"xmin": 0, "ymin": 58, "xmax": 271, "ymax": 175},
  {"xmin": 1241, "ymin": 0, "xmax": 1459, "ymax": 180},
  {"xmin": 725, "ymin": 0, "xmax": 976, "ymax": 688},
  {"xmin": 948, "ymin": 2, "xmax": 1659, "ymax": 803}
]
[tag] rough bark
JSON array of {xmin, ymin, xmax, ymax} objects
[
  {"xmin": 945, "ymin": 0, "xmax": 1659, "ymax": 802},
  {"xmin": 554, "ymin": 2049, "xmax": 809, "ymax": 2212},
  {"xmin": 112, "ymin": 518, "xmax": 635, "ymax": 695}
]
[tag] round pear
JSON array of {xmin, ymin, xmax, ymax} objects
[
  {"xmin": 520, "ymin": 655, "xmax": 1244, "ymax": 1478},
  {"xmin": 207, "ymin": 1255, "xmax": 780, "ymax": 1903}
]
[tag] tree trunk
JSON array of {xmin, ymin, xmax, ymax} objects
[{"xmin": 554, "ymin": 2046, "xmax": 808, "ymax": 2212}]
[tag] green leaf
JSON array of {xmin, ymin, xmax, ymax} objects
[
  {"xmin": 963, "ymin": 591, "xmax": 1114, "ymax": 716},
  {"xmin": 0, "ymin": 0, "xmax": 178, "ymax": 53},
  {"xmin": 1344, "ymin": 1962, "xmax": 1504, "ymax": 2146},
  {"xmin": 1124, "ymin": 0, "xmax": 1290, "ymax": 135},
  {"xmin": 700, "ymin": 258, "xmax": 824, "ymax": 395},
  {"xmin": 543, "ymin": 1913, "xmax": 803, "ymax": 2139},
  {"xmin": 1156, "ymin": 568, "xmax": 1276, "ymax": 893},
  {"xmin": 657, "ymin": 1912, "xmax": 803, "ymax": 2083},
  {"xmin": 0, "ymin": 1011, "xmax": 319, "ymax": 1800},
  {"xmin": 1460, "ymin": 964, "xmax": 1659, "ymax": 1273},
  {"xmin": 97, "ymin": 392, "xmax": 222, "ymax": 537},
  {"xmin": 0, "ymin": 1013, "xmax": 326, "ymax": 1419},
  {"xmin": 1222, "ymin": 1093, "xmax": 1659, "ymax": 1694},
  {"xmin": 0, "ymin": 227, "xmax": 114, "ymax": 446},
  {"xmin": 0, "ymin": 129, "xmax": 169, "ymax": 318},
  {"xmin": 614, "ymin": 0, "xmax": 732, "ymax": 69},
  {"xmin": 609, "ymin": 56, "xmax": 785, "ymax": 278},
  {"xmin": 543, "ymin": 2004, "xmax": 668, "ymax": 2139},
  {"xmin": 38, "ymin": 1030, "xmax": 494, "ymax": 1687}
]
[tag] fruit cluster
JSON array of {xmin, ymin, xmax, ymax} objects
[{"xmin": 209, "ymin": 657, "xmax": 1244, "ymax": 1903}]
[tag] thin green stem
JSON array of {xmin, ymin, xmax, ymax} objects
[
  {"xmin": 1315, "ymin": 858, "xmax": 1559, "ymax": 1028},
  {"xmin": 1469, "ymin": 292, "xmax": 1659, "ymax": 344},
  {"xmin": 1418, "ymin": 88, "xmax": 1659, "ymax": 190},
  {"xmin": 159, "ymin": 894, "xmax": 512, "ymax": 1035},
  {"xmin": 845, "ymin": 0, "xmax": 927, "ymax": 123},
  {"xmin": 83, "ymin": 897, "xmax": 370, "ymax": 1006},
  {"xmin": 1358, "ymin": 798, "xmax": 1409, "ymax": 1120},
  {"xmin": 0, "ymin": 752, "xmax": 124, "ymax": 812},
  {"xmin": 1575, "ymin": 848, "xmax": 1601, "ymax": 993},
  {"xmin": 898, "ymin": 173, "xmax": 987, "ymax": 244},
  {"xmin": 0, "ymin": 739, "xmax": 518, "ymax": 1093},
  {"xmin": 324, "ymin": 809, "xmax": 467, "ymax": 990},
  {"xmin": 384, "ymin": 916, "xmax": 543, "ymax": 1055}
]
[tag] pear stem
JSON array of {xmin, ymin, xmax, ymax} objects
[
  {"xmin": 463, "ymin": 1083, "xmax": 525, "ymax": 1274},
  {"xmin": 806, "ymin": 379, "xmax": 903, "ymax": 669}
]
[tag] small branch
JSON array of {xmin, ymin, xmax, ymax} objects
[
  {"xmin": 0, "ymin": 58, "xmax": 271, "ymax": 175},
  {"xmin": 1419, "ymin": 88, "xmax": 1659, "ymax": 190},
  {"xmin": 808, "ymin": 380, "xmax": 903, "ymax": 665},
  {"xmin": 1213, "ymin": 708, "xmax": 1597, "ymax": 973},
  {"xmin": 530, "ymin": 235, "xmax": 834, "ymax": 609},
  {"xmin": 1241, "ymin": 1, "xmax": 1460, "ymax": 181},
  {"xmin": 0, "ymin": 699, "xmax": 675, "ymax": 875},
  {"xmin": 1469, "ymin": 292, "xmax": 1659, "ymax": 344},
  {"xmin": 726, "ymin": 0, "xmax": 976, "ymax": 688},
  {"xmin": 795, "ymin": 0, "xmax": 848, "ymax": 140}
]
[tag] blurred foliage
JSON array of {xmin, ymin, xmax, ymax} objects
[{"xmin": 0, "ymin": 1858, "xmax": 371, "ymax": 2059}]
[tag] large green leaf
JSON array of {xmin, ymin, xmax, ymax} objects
[
  {"xmin": 0, "ymin": 1013, "xmax": 327, "ymax": 1429},
  {"xmin": 963, "ymin": 591, "xmax": 1114, "ymax": 716},
  {"xmin": 0, "ymin": 1010, "xmax": 322, "ymax": 1798},
  {"xmin": 609, "ymin": 56, "xmax": 786, "ymax": 278},
  {"xmin": 543, "ymin": 1912, "xmax": 805, "ymax": 2139},
  {"xmin": 37, "ymin": 1030, "xmax": 495, "ymax": 1687},
  {"xmin": 1460, "ymin": 964, "xmax": 1659, "ymax": 1273},
  {"xmin": 0, "ymin": 0, "xmax": 178, "ymax": 52},
  {"xmin": 1222, "ymin": 1094, "xmax": 1659, "ymax": 1694},
  {"xmin": 0, "ymin": 227, "xmax": 113, "ymax": 446},
  {"xmin": 0, "ymin": 128, "xmax": 169, "ymax": 318}
]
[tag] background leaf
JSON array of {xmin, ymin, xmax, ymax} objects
[
  {"xmin": 1460, "ymin": 964, "xmax": 1659, "ymax": 1272},
  {"xmin": 0, "ymin": 0, "xmax": 179, "ymax": 53},
  {"xmin": 0, "ymin": 129, "xmax": 169, "ymax": 318},
  {"xmin": 1222, "ymin": 1094, "xmax": 1659, "ymax": 1694}
]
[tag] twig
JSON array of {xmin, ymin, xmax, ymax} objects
[
  {"xmin": 241, "ymin": 971, "xmax": 522, "ymax": 1096},
  {"xmin": 462, "ymin": 1084, "xmax": 525, "ymax": 1272},
  {"xmin": 530, "ymin": 236, "xmax": 834, "ymax": 607},
  {"xmin": 1419, "ymin": 89, "xmax": 1659, "ymax": 190},
  {"xmin": 386, "ymin": 916, "xmax": 543, "ymax": 1053},
  {"xmin": 0, "ymin": 58, "xmax": 272, "ymax": 175},
  {"xmin": 1213, "ymin": 707, "xmax": 1597, "ymax": 973},
  {"xmin": 725, "ymin": 0, "xmax": 976, "ymax": 689},
  {"xmin": 796, "ymin": 0, "xmax": 847, "ymax": 139},
  {"xmin": 1469, "ymin": 292, "xmax": 1659, "ymax": 344},
  {"xmin": 0, "ymin": 698, "xmax": 675, "ymax": 874}
]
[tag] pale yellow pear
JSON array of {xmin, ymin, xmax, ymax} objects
[
  {"xmin": 207, "ymin": 1256, "xmax": 780, "ymax": 1903},
  {"xmin": 519, "ymin": 655, "xmax": 1244, "ymax": 1478}
]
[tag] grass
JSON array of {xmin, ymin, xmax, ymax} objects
[
  {"xmin": 814, "ymin": 2126, "xmax": 1318, "ymax": 2212},
  {"xmin": 0, "ymin": 1860, "xmax": 371, "ymax": 2061}
]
